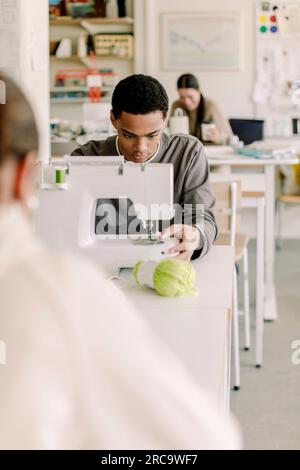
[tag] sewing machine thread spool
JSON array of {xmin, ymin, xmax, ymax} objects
[{"xmin": 55, "ymin": 167, "xmax": 67, "ymax": 188}]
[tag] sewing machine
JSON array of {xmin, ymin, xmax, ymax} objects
[{"xmin": 34, "ymin": 156, "xmax": 178, "ymax": 274}]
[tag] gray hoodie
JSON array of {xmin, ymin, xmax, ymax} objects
[{"xmin": 71, "ymin": 133, "xmax": 217, "ymax": 258}]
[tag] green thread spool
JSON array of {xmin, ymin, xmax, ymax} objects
[{"xmin": 55, "ymin": 168, "xmax": 66, "ymax": 185}]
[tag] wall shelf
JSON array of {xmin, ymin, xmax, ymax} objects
[
  {"xmin": 50, "ymin": 55, "xmax": 86, "ymax": 61},
  {"xmin": 51, "ymin": 86, "xmax": 112, "ymax": 92},
  {"xmin": 50, "ymin": 55, "xmax": 132, "ymax": 62},
  {"xmin": 51, "ymin": 98, "xmax": 89, "ymax": 104},
  {"xmin": 51, "ymin": 98, "xmax": 110, "ymax": 104},
  {"xmin": 50, "ymin": 17, "xmax": 134, "ymax": 26}
]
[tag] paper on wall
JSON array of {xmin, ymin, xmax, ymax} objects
[
  {"xmin": 31, "ymin": 32, "xmax": 48, "ymax": 71},
  {"xmin": 0, "ymin": 0, "xmax": 20, "ymax": 70},
  {"xmin": 277, "ymin": 6, "xmax": 300, "ymax": 36},
  {"xmin": 252, "ymin": 81, "xmax": 270, "ymax": 104},
  {"xmin": 0, "ymin": 30, "xmax": 19, "ymax": 69},
  {"xmin": 0, "ymin": 0, "xmax": 18, "ymax": 29},
  {"xmin": 253, "ymin": 46, "xmax": 285, "ymax": 106}
]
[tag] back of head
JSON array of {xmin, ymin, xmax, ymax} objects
[
  {"xmin": 0, "ymin": 75, "xmax": 39, "ymax": 168},
  {"xmin": 111, "ymin": 74, "xmax": 169, "ymax": 119},
  {"xmin": 177, "ymin": 74, "xmax": 199, "ymax": 90}
]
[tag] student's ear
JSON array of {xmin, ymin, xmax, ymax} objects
[
  {"xmin": 110, "ymin": 111, "xmax": 117, "ymax": 129},
  {"xmin": 14, "ymin": 151, "xmax": 38, "ymax": 207}
]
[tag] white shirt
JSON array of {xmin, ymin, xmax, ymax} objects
[{"xmin": 0, "ymin": 204, "xmax": 241, "ymax": 450}]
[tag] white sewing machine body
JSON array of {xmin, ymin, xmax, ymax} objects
[{"xmin": 35, "ymin": 157, "xmax": 177, "ymax": 274}]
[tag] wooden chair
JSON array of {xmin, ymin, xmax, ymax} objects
[{"xmin": 212, "ymin": 181, "xmax": 251, "ymax": 391}]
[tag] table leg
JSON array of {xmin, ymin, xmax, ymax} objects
[
  {"xmin": 264, "ymin": 165, "xmax": 278, "ymax": 320},
  {"xmin": 256, "ymin": 196, "xmax": 265, "ymax": 367}
]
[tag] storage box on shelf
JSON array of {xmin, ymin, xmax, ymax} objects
[
  {"xmin": 94, "ymin": 33, "xmax": 133, "ymax": 58},
  {"xmin": 51, "ymin": 67, "xmax": 118, "ymax": 105},
  {"xmin": 50, "ymin": 14, "xmax": 135, "ymax": 121}
]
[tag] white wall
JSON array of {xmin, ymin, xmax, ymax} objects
[
  {"xmin": 137, "ymin": 0, "xmax": 256, "ymax": 119},
  {"xmin": 19, "ymin": 0, "xmax": 50, "ymax": 163}
]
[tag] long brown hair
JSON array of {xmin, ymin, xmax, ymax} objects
[{"xmin": 177, "ymin": 73, "xmax": 205, "ymax": 138}]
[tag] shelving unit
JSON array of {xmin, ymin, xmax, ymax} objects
[{"xmin": 50, "ymin": 9, "xmax": 135, "ymax": 122}]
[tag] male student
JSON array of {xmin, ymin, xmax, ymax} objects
[
  {"xmin": 0, "ymin": 75, "xmax": 240, "ymax": 449},
  {"xmin": 72, "ymin": 74, "xmax": 217, "ymax": 261}
]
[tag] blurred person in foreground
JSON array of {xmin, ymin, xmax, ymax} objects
[{"xmin": 0, "ymin": 75, "xmax": 241, "ymax": 450}]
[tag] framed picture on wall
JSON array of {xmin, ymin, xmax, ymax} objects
[{"xmin": 161, "ymin": 12, "xmax": 242, "ymax": 71}]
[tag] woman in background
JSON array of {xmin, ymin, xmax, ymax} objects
[{"xmin": 170, "ymin": 73, "xmax": 233, "ymax": 145}]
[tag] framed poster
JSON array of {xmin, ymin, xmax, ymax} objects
[{"xmin": 161, "ymin": 12, "xmax": 242, "ymax": 70}]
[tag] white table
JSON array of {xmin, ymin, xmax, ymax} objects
[
  {"xmin": 112, "ymin": 246, "xmax": 234, "ymax": 412},
  {"xmin": 206, "ymin": 145, "xmax": 299, "ymax": 321}
]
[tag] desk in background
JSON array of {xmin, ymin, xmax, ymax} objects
[{"xmin": 205, "ymin": 145, "xmax": 299, "ymax": 321}]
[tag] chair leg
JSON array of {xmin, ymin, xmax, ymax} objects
[
  {"xmin": 232, "ymin": 267, "xmax": 240, "ymax": 390},
  {"xmin": 276, "ymin": 200, "xmax": 284, "ymax": 250},
  {"xmin": 243, "ymin": 248, "xmax": 251, "ymax": 351}
]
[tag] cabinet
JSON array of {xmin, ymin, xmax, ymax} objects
[{"xmin": 50, "ymin": 15, "xmax": 135, "ymax": 122}]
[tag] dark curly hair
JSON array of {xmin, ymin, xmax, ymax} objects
[{"xmin": 111, "ymin": 74, "xmax": 169, "ymax": 119}]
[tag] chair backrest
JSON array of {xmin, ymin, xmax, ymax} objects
[
  {"xmin": 229, "ymin": 118, "xmax": 264, "ymax": 145},
  {"xmin": 212, "ymin": 181, "xmax": 242, "ymax": 247}
]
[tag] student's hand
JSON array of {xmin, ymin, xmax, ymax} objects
[
  {"xmin": 160, "ymin": 224, "xmax": 201, "ymax": 262},
  {"xmin": 206, "ymin": 126, "xmax": 222, "ymax": 144}
]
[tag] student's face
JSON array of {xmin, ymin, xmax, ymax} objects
[
  {"xmin": 110, "ymin": 111, "xmax": 165, "ymax": 163},
  {"xmin": 178, "ymin": 88, "xmax": 201, "ymax": 111}
]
